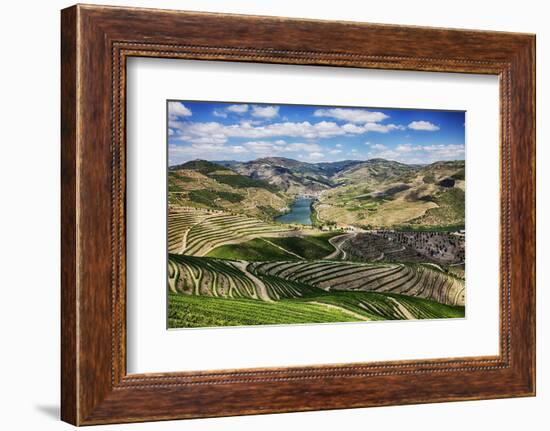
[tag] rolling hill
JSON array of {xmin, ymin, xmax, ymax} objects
[
  {"xmin": 218, "ymin": 157, "xmax": 335, "ymax": 195},
  {"xmin": 168, "ymin": 160, "xmax": 292, "ymax": 220},
  {"xmin": 314, "ymin": 159, "xmax": 465, "ymax": 229}
]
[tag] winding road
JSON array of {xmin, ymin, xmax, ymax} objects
[{"xmin": 325, "ymin": 233, "xmax": 357, "ymax": 260}]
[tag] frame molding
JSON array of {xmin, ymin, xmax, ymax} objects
[{"xmin": 61, "ymin": 4, "xmax": 535, "ymax": 425}]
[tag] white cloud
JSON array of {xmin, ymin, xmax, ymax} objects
[
  {"xmin": 329, "ymin": 149, "xmax": 342, "ymax": 154},
  {"xmin": 367, "ymin": 142, "xmax": 464, "ymax": 163},
  {"xmin": 343, "ymin": 122, "xmax": 404, "ymax": 134},
  {"xmin": 171, "ymin": 120, "xmax": 350, "ymax": 141},
  {"xmin": 369, "ymin": 143, "xmax": 387, "ymax": 150},
  {"xmin": 251, "ymin": 105, "xmax": 279, "ymax": 118},
  {"xmin": 395, "ymin": 144, "xmax": 414, "ymax": 152},
  {"xmin": 170, "ymin": 115, "xmax": 406, "ymax": 144},
  {"xmin": 285, "ymin": 143, "xmax": 321, "ymax": 152},
  {"xmin": 335, "ymin": 143, "xmax": 342, "ymax": 148},
  {"xmin": 212, "ymin": 104, "xmax": 249, "ymax": 117},
  {"xmin": 418, "ymin": 144, "xmax": 465, "ymax": 158},
  {"xmin": 364, "ymin": 123, "xmax": 405, "ymax": 133},
  {"xmin": 168, "ymin": 142, "xmax": 248, "ymax": 164},
  {"xmin": 241, "ymin": 141, "xmax": 320, "ymax": 154},
  {"xmin": 169, "ymin": 138, "xmax": 328, "ymax": 164},
  {"xmin": 213, "ymin": 109, "xmax": 227, "ymax": 118},
  {"xmin": 227, "ymin": 104, "xmax": 249, "ymax": 113},
  {"xmin": 313, "ymin": 108, "xmax": 389, "ymax": 123},
  {"xmin": 243, "ymin": 141, "xmax": 281, "ymax": 153},
  {"xmin": 408, "ymin": 121, "xmax": 440, "ymax": 131},
  {"xmin": 309, "ymin": 152, "xmax": 324, "ymax": 159},
  {"xmin": 341, "ymin": 123, "xmax": 365, "ymax": 134},
  {"xmin": 239, "ymin": 119, "xmax": 264, "ymax": 127},
  {"xmin": 169, "ymin": 102, "xmax": 192, "ymax": 119},
  {"xmin": 180, "ymin": 136, "xmax": 227, "ymax": 145}
]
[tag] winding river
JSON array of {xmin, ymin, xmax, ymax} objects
[{"xmin": 275, "ymin": 197, "xmax": 314, "ymax": 225}]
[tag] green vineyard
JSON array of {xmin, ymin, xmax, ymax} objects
[
  {"xmin": 168, "ymin": 254, "xmax": 465, "ymax": 327},
  {"xmin": 168, "ymin": 208, "xmax": 291, "ymax": 256},
  {"xmin": 250, "ymin": 260, "xmax": 465, "ymax": 306}
]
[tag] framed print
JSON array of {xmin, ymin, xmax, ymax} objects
[{"xmin": 61, "ymin": 4, "xmax": 536, "ymax": 425}]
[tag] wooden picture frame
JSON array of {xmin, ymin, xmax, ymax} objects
[{"xmin": 61, "ymin": 4, "xmax": 536, "ymax": 425}]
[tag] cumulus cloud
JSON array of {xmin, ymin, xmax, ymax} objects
[
  {"xmin": 168, "ymin": 102, "xmax": 192, "ymax": 119},
  {"xmin": 170, "ymin": 115, "xmax": 406, "ymax": 144},
  {"xmin": 180, "ymin": 136, "xmax": 227, "ymax": 145},
  {"xmin": 171, "ymin": 120, "xmax": 348, "ymax": 142},
  {"xmin": 168, "ymin": 143, "xmax": 248, "ymax": 164},
  {"xmin": 419, "ymin": 144, "xmax": 465, "ymax": 158},
  {"xmin": 240, "ymin": 141, "xmax": 320, "ymax": 154},
  {"xmin": 366, "ymin": 123, "xmax": 406, "ymax": 133},
  {"xmin": 344, "ymin": 123, "xmax": 405, "ymax": 134},
  {"xmin": 369, "ymin": 143, "xmax": 387, "ymax": 150},
  {"xmin": 212, "ymin": 104, "xmax": 249, "ymax": 118},
  {"xmin": 395, "ymin": 144, "xmax": 414, "ymax": 152},
  {"xmin": 212, "ymin": 109, "xmax": 227, "ymax": 118},
  {"xmin": 367, "ymin": 142, "xmax": 464, "ymax": 163},
  {"xmin": 251, "ymin": 105, "xmax": 279, "ymax": 118},
  {"xmin": 329, "ymin": 149, "xmax": 342, "ymax": 154},
  {"xmin": 169, "ymin": 138, "xmax": 327, "ymax": 164},
  {"xmin": 285, "ymin": 143, "xmax": 322, "ymax": 152},
  {"xmin": 408, "ymin": 121, "xmax": 440, "ymax": 131},
  {"xmin": 313, "ymin": 108, "xmax": 389, "ymax": 123},
  {"xmin": 227, "ymin": 104, "xmax": 249, "ymax": 113},
  {"xmin": 242, "ymin": 141, "xmax": 282, "ymax": 153},
  {"xmin": 309, "ymin": 152, "xmax": 324, "ymax": 159}
]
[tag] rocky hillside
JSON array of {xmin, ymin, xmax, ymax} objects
[
  {"xmin": 168, "ymin": 160, "xmax": 291, "ymax": 220},
  {"xmin": 315, "ymin": 159, "xmax": 465, "ymax": 228},
  {"xmin": 216, "ymin": 157, "xmax": 335, "ymax": 196}
]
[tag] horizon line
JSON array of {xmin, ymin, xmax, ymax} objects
[{"xmin": 168, "ymin": 156, "xmax": 465, "ymax": 168}]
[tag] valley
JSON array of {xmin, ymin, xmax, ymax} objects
[{"xmin": 167, "ymin": 157, "xmax": 466, "ymax": 328}]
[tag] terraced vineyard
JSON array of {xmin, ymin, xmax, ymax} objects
[
  {"xmin": 335, "ymin": 231, "xmax": 465, "ymax": 266},
  {"xmin": 250, "ymin": 260, "xmax": 465, "ymax": 306},
  {"xmin": 167, "ymin": 209, "xmax": 211, "ymax": 253},
  {"xmin": 168, "ymin": 208, "xmax": 292, "ymax": 256},
  {"xmin": 168, "ymin": 254, "xmax": 465, "ymax": 327}
]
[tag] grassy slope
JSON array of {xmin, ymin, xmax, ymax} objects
[
  {"xmin": 267, "ymin": 233, "xmax": 339, "ymax": 259},
  {"xmin": 411, "ymin": 188, "xmax": 465, "ymax": 227},
  {"xmin": 168, "ymin": 290, "xmax": 464, "ymax": 328},
  {"xmin": 206, "ymin": 232, "xmax": 339, "ymax": 261},
  {"xmin": 168, "ymin": 293, "xmax": 359, "ymax": 328},
  {"xmin": 206, "ymin": 238, "xmax": 297, "ymax": 261},
  {"xmin": 308, "ymin": 291, "xmax": 464, "ymax": 321}
]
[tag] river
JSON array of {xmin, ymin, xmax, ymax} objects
[{"xmin": 275, "ymin": 197, "xmax": 314, "ymax": 225}]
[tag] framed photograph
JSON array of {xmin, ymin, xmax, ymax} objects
[{"xmin": 61, "ymin": 4, "xmax": 536, "ymax": 425}]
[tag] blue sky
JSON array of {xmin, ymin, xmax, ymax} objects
[{"xmin": 168, "ymin": 100, "xmax": 465, "ymax": 166}]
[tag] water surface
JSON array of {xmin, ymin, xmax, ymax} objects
[{"xmin": 275, "ymin": 197, "xmax": 313, "ymax": 225}]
